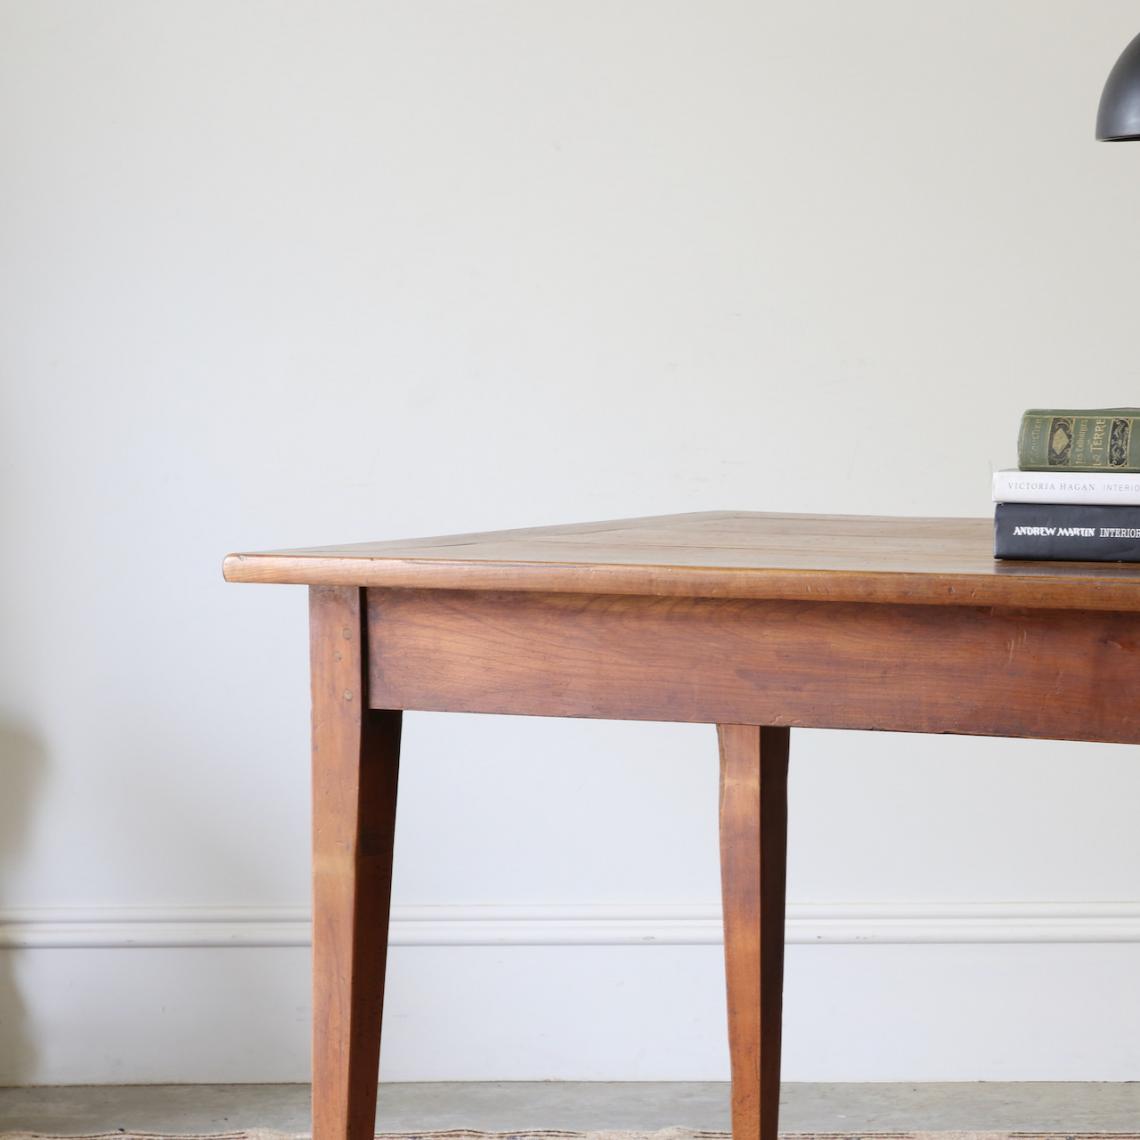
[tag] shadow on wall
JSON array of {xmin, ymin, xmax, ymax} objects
[{"xmin": 0, "ymin": 719, "xmax": 47, "ymax": 1084}]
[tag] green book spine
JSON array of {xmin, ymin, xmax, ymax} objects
[{"xmin": 1018, "ymin": 408, "xmax": 1140, "ymax": 471}]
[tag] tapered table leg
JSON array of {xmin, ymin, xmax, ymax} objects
[
  {"xmin": 718, "ymin": 724, "xmax": 789, "ymax": 1140},
  {"xmin": 310, "ymin": 586, "xmax": 401, "ymax": 1140}
]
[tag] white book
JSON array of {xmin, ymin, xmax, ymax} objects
[{"xmin": 992, "ymin": 468, "xmax": 1140, "ymax": 505}]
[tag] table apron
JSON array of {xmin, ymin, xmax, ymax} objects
[{"xmin": 363, "ymin": 587, "xmax": 1140, "ymax": 743}]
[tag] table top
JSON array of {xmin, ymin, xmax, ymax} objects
[{"xmin": 222, "ymin": 510, "xmax": 1140, "ymax": 611}]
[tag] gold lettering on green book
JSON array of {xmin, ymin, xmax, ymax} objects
[{"xmin": 1018, "ymin": 408, "xmax": 1140, "ymax": 471}]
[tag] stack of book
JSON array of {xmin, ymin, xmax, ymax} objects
[{"xmin": 993, "ymin": 408, "xmax": 1140, "ymax": 561}]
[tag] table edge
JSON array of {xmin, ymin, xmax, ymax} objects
[{"xmin": 221, "ymin": 550, "xmax": 1140, "ymax": 612}]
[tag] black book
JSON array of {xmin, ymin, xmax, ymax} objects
[{"xmin": 994, "ymin": 502, "xmax": 1140, "ymax": 561}]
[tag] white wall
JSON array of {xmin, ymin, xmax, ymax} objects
[{"xmin": 3, "ymin": 0, "xmax": 1140, "ymax": 1084}]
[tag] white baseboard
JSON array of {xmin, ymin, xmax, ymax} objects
[
  {"xmin": 4, "ymin": 899, "xmax": 1140, "ymax": 948},
  {"xmin": 7, "ymin": 904, "xmax": 1140, "ymax": 1082}
]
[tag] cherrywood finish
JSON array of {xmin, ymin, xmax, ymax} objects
[
  {"xmin": 718, "ymin": 725, "xmax": 789, "ymax": 1140},
  {"xmin": 366, "ymin": 588, "xmax": 1140, "ymax": 744},
  {"xmin": 225, "ymin": 513, "xmax": 1140, "ymax": 1140},
  {"xmin": 225, "ymin": 511, "xmax": 1140, "ymax": 611},
  {"xmin": 309, "ymin": 587, "xmax": 401, "ymax": 1140}
]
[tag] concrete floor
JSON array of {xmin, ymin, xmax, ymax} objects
[{"xmin": 2, "ymin": 1083, "xmax": 1140, "ymax": 1135}]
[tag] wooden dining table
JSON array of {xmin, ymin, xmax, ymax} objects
[{"xmin": 223, "ymin": 510, "xmax": 1140, "ymax": 1140}]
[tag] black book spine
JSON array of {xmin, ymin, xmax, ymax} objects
[{"xmin": 994, "ymin": 503, "xmax": 1140, "ymax": 561}]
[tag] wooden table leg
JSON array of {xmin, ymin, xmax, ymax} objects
[
  {"xmin": 310, "ymin": 586, "xmax": 401, "ymax": 1140},
  {"xmin": 718, "ymin": 724, "xmax": 789, "ymax": 1140}
]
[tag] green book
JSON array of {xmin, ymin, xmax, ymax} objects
[{"xmin": 1018, "ymin": 408, "xmax": 1140, "ymax": 471}]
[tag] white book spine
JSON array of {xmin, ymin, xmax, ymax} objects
[{"xmin": 992, "ymin": 469, "xmax": 1140, "ymax": 505}]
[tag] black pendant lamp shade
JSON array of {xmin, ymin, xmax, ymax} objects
[{"xmin": 1098, "ymin": 32, "xmax": 1140, "ymax": 140}]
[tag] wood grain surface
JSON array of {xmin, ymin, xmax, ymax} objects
[
  {"xmin": 366, "ymin": 587, "xmax": 1140, "ymax": 743},
  {"xmin": 309, "ymin": 587, "xmax": 401, "ymax": 1140},
  {"xmin": 719, "ymin": 724, "xmax": 789, "ymax": 1140},
  {"xmin": 224, "ymin": 511, "xmax": 1140, "ymax": 611}
]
